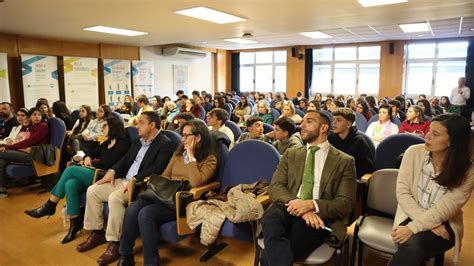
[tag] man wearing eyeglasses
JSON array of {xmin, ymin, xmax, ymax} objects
[{"xmin": 77, "ymin": 111, "xmax": 175, "ymax": 265}]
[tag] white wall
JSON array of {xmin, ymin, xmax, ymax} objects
[{"xmin": 140, "ymin": 46, "xmax": 213, "ymax": 100}]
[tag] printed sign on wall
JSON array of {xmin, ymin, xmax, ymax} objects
[
  {"xmin": 103, "ymin": 59, "xmax": 131, "ymax": 108},
  {"xmin": 0, "ymin": 53, "xmax": 10, "ymax": 102},
  {"xmin": 64, "ymin": 57, "xmax": 99, "ymax": 110},
  {"xmin": 132, "ymin": 61, "xmax": 154, "ymax": 98}
]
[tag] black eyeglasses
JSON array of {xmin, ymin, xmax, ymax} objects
[{"xmin": 182, "ymin": 133, "xmax": 195, "ymax": 139}]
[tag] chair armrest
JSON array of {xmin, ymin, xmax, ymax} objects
[
  {"xmin": 92, "ymin": 169, "xmax": 106, "ymax": 183},
  {"xmin": 32, "ymin": 148, "xmax": 61, "ymax": 177},
  {"xmin": 256, "ymin": 194, "xmax": 271, "ymax": 208},
  {"xmin": 189, "ymin": 181, "xmax": 220, "ymax": 200},
  {"xmin": 360, "ymin": 173, "xmax": 372, "ymax": 184},
  {"xmin": 127, "ymin": 178, "xmax": 136, "ymax": 205}
]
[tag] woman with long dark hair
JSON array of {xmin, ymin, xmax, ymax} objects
[
  {"xmin": 117, "ymin": 119, "xmax": 218, "ymax": 265},
  {"xmin": 417, "ymin": 99, "xmax": 433, "ymax": 118},
  {"xmin": 36, "ymin": 98, "xmax": 53, "ymax": 119},
  {"xmin": 234, "ymin": 96, "xmax": 251, "ymax": 123},
  {"xmin": 389, "ymin": 114, "xmax": 473, "ymax": 265},
  {"xmin": 440, "ymin": 96, "xmax": 460, "ymax": 114},
  {"xmin": 25, "ymin": 116, "xmax": 130, "ymax": 243},
  {"xmin": 0, "ymin": 108, "xmax": 49, "ymax": 197},
  {"xmin": 365, "ymin": 95, "xmax": 379, "ymax": 114},
  {"xmin": 52, "ymin": 101, "xmax": 73, "ymax": 130},
  {"xmin": 356, "ymin": 99, "xmax": 372, "ymax": 121}
]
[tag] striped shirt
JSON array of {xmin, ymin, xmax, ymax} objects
[{"xmin": 417, "ymin": 152, "xmax": 448, "ymax": 210}]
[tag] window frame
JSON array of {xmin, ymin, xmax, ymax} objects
[{"xmin": 239, "ymin": 50, "xmax": 287, "ymax": 93}]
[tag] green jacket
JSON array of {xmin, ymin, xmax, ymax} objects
[{"xmin": 267, "ymin": 144, "xmax": 357, "ymax": 246}]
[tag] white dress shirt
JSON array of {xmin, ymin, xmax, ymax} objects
[
  {"xmin": 297, "ymin": 140, "xmax": 330, "ymax": 213},
  {"xmin": 450, "ymin": 86, "xmax": 470, "ymax": 106}
]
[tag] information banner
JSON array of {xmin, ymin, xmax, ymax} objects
[
  {"xmin": 0, "ymin": 53, "xmax": 10, "ymax": 102},
  {"xmin": 64, "ymin": 57, "xmax": 99, "ymax": 110},
  {"xmin": 103, "ymin": 59, "xmax": 131, "ymax": 108},
  {"xmin": 21, "ymin": 55, "xmax": 60, "ymax": 108},
  {"xmin": 132, "ymin": 61, "xmax": 154, "ymax": 98}
]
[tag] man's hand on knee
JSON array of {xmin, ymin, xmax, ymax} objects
[
  {"xmin": 285, "ymin": 199, "xmax": 315, "ymax": 217},
  {"xmin": 302, "ymin": 212, "xmax": 325, "ymax": 229}
]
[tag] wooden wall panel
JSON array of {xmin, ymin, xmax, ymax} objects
[
  {"xmin": 216, "ymin": 49, "xmax": 231, "ymax": 92},
  {"xmin": 286, "ymin": 47, "xmax": 305, "ymax": 98},
  {"xmin": 0, "ymin": 33, "xmax": 140, "ymax": 107},
  {"xmin": 379, "ymin": 40, "xmax": 405, "ymax": 98}
]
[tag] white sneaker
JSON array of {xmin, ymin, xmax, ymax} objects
[{"xmin": 73, "ymin": 151, "xmax": 86, "ymax": 162}]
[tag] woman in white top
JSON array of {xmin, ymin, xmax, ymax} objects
[
  {"xmin": 365, "ymin": 104, "xmax": 398, "ymax": 147},
  {"xmin": 279, "ymin": 101, "xmax": 302, "ymax": 124},
  {"xmin": 1, "ymin": 108, "xmax": 28, "ymax": 145}
]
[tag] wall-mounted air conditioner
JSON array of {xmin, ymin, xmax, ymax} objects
[{"xmin": 162, "ymin": 47, "xmax": 207, "ymax": 59}]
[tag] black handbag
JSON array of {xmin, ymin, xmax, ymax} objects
[{"xmin": 138, "ymin": 174, "xmax": 190, "ymax": 210}]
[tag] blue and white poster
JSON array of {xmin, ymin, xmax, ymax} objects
[
  {"xmin": 132, "ymin": 61, "xmax": 154, "ymax": 98},
  {"xmin": 21, "ymin": 54, "xmax": 60, "ymax": 108},
  {"xmin": 64, "ymin": 57, "xmax": 99, "ymax": 110},
  {"xmin": 103, "ymin": 59, "xmax": 131, "ymax": 108},
  {"xmin": 0, "ymin": 53, "xmax": 10, "ymax": 102}
]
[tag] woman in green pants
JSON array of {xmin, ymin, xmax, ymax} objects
[{"xmin": 25, "ymin": 116, "xmax": 130, "ymax": 244}]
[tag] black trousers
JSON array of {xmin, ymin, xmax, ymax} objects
[
  {"xmin": 0, "ymin": 150, "xmax": 32, "ymax": 189},
  {"xmin": 261, "ymin": 203, "xmax": 328, "ymax": 266},
  {"xmin": 388, "ymin": 218, "xmax": 455, "ymax": 266}
]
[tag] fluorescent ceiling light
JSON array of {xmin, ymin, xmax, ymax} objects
[
  {"xmin": 224, "ymin": 38, "xmax": 257, "ymax": 44},
  {"xmin": 299, "ymin": 31, "xmax": 332, "ymax": 39},
  {"xmin": 358, "ymin": 0, "xmax": 407, "ymax": 7},
  {"xmin": 83, "ymin": 26, "xmax": 147, "ymax": 36},
  {"xmin": 175, "ymin": 7, "xmax": 246, "ymax": 24},
  {"xmin": 399, "ymin": 22, "xmax": 430, "ymax": 32}
]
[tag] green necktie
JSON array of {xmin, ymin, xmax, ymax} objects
[{"xmin": 300, "ymin": 146, "xmax": 320, "ymax": 200}]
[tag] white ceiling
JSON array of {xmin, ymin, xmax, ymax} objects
[{"xmin": 0, "ymin": 0, "xmax": 473, "ymax": 50}]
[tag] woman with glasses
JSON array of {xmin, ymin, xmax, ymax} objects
[{"xmin": 117, "ymin": 119, "xmax": 217, "ymax": 266}]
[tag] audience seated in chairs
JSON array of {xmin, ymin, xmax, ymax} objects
[
  {"xmin": 52, "ymin": 100, "xmax": 73, "ymax": 130},
  {"xmin": 172, "ymin": 112, "xmax": 195, "ymax": 135},
  {"xmin": 280, "ymin": 101, "xmax": 303, "ymax": 124},
  {"xmin": 1, "ymin": 107, "xmax": 28, "ymax": 145},
  {"xmin": 233, "ymin": 96, "xmax": 252, "ymax": 124},
  {"xmin": 266, "ymin": 116, "xmax": 303, "ymax": 155},
  {"xmin": 260, "ymin": 110, "xmax": 357, "ymax": 265},
  {"xmin": 388, "ymin": 114, "xmax": 473, "ymax": 265},
  {"xmin": 36, "ymin": 98, "xmax": 54, "ymax": 119},
  {"xmin": 253, "ymin": 100, "xmax": 274, "ymax": 125},
  {"xmin": 117, "ymin": 119, "xmax": 218, "ymax": 266},
  {"xmin": 72, "ymin": 104, "xmax": 111, "ymax": 160},
  {"xmin": 75, "ymin": 111, "xmax": 175, "ymax": 265},
  {"xmin": 365, "ymin": 104, "xmax": 399, "ymax": 147},
  {"xmin": 0, "ymin": 107, "xmax": 49, "ymax": 198},
  {"xmin": 328, "ymin": 108, "xmax": 375, "ymax": 179},
  {"xmin": 237, "ymin": 117, "xmax": 270, "ymax": 144},
  {"xmin": 207, "ymin": 108, "xmax": 235, "ymax": 149},
  {"xmin": 24, "ymin": 116, "xmax": 130, "ymax": 244},
  {"xmin": 0, "ymin": 102, "xmax": 20, "ymax": 139}
]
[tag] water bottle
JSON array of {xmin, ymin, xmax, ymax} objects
[{"xmin": 61, "ymin": 204, "xmax": 69, "ymax": 226}]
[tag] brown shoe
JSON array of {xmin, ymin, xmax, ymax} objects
[
  {"xmin": 97, "ymin": 242, "xmax": 120, "ymax": 265},
  {"xmin": 76, "ymin": 232, "xmax": 107, "ymax": 252}
]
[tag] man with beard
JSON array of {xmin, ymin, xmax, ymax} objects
[
  {"xmin": 261, "ymin": 110, "xmax": 357, "ymax": 266},
  {"xmin": 0, "ymin": 102, "xmax": 19, "ymax": 140}
]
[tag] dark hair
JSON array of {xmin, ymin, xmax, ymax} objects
[
  {"xmin": 140, "ymin": 111, "xmax": 161, "ymax": 129},
  {"xmin": 17, "ymin": 108, "xmax": 29, "ymax": 116},
  {"xmin": 365, "ymin": 96, "xmax": 377, "ymax": 110},
  {"xmin": 332, "ymin": 108, "xmax": 356, "ymax": 123},
  {"xmin": 388, "ymin": 100, "xmax": 401, "ymax": 109},
  {"xmin": 440, "ymin": 96, "xmax": 452, "ymax": 107},
  {"xmin": 334, "ymin": 100, "xmax": 345, "ymax": 108},
  {"xmin": 192, "ymin": 90, "xmax": 200, "ymax": 97},
  {"xmin": 180, "ymin": 95, "xmax": 189, "ymax": 101},
  {"xmin": 73, "ymin": 105, "xmax": 93, "ymax": 135},
  {"xmin": 407, "ymin": 105, "xmax": 425, "ymax": 123},
  {"xmin": 162, "ymin": 96, "xmax": 171, "ymax": 102},
  {"xmin": 346, "ymin": 98, "xmax": 355, "ymax": 109},
  {"xmin": 208, "ymin": 108, "xmax": 228, "ymax": 124},
  {"xmin": 395, "ymin": 96, "xmax": 406, "ymax": 110},
  {"xmin": 246, "ymin": 116, "xmax": 263, "ymax": 128},
  {"xmin": 237, "ymin": 96, "xmax": 249, "ymax": 109},
  {"xmin": 105, "ymin": 116, "xmax": 126, "ymax": 140},
  {"xmin": 52, "ymin": 101, "xmax": 71, "ymax": 121},
  {"xmin": 27, "ymin": 107, "xmax": 43, "ymax": 119},
  {"xmin": 99, "ymin": 104, "xmax": 112, "ymax": 119},
  {"xmin": 431, "ymin": 114, "xmax": 471, "ymax": 189},
  {"xmin": 309, "ymin": 100, "xmax": 320, "ymax": 110},
  {"xmin": 305, "ymin": 110, "xmax": 331, "ymax": 126},
  {"xmin": 136, "ymin": 95, "xmax": 149, "ymax": 105},
  {"xmin": 417, "ymin": 99, "xmax": 432, "ymax": 117},
  {"xmin": 213, "ymin": 95, "xmax": 225, "ymax": 108},
  {"xmin": 273, "ymin": 116, "xmax": 296, "ymax": 136},
  {"xmin": 176, "ymin": 90, "xmax": 184, "ymax": 96},
  {"xmin": 357, "ymin": 99, "xmax": 370, "ymax": 114},
  {"xmin": 177, "ymin": 112, "xmax": 195, "ymax": 121},
  {"xmin": 378, "ymin": 104, "xmax": 393, "ymax": 118},
  {"xmin": 175, "ymin": 119, "xmax": 217, "ymax": 163},
  {"xmin": 419, "ymin": 94, "xmax": 426, "ymax": 99},
  {"xmin": 152, "ymin": 96, "xmax": 162, "ymax": 108},
  {"xmin": 0, "ymin": 102, "xmax": 13, "ymax": 109},
  {"xmin": 35, "ymin": 98, "xmax": 53, "ymax": 118}
]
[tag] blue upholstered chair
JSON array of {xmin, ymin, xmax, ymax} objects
[
  {"xmin": 321, "ymin": 110, "xmax": 334, "ymax": 126},
  {"xmin": 224, "ymin": 120, "xmax": 242, "ymax": 142},
  {"xmin": 6, "ymin": 117, "xmax": 66, "ymax": 179},
  {"xmin": 125, "ymin": 126, "xmax": 138, "ymax": 141},
  {"xmin": 295, "ymin": 108, "xmax": 305, "ymax": 118},
  {"xmin": 271, "ymin": 108, "xmax": 280, "ymax": 121},
  {"xmin": 359, "ymin": 131, "xmax": 376, "ymax": 159},
  {"xmin": 112, "ymin": 111, "xmax": 125, "ymax": 125},
  {"xmin": 355, "ymin": 112, "xmax": 368, "ymax": 132},
  {"xmin": 374, "ymin": 134, "xmax": 424, "ymax": 170},
  {"xmin": 161, "ymin": 130, "xmax": 182, "ymax": 147},
  {"xmin": 197, "ymin": 105, "xmax": 206, "ymax": 120},
  {"xmin": 70, "ymin": 109, "xmax": 80, "ymax": 126},
  {"xmin": 263, "ymin": 123, "xmax": 274, "ymax": 134}
]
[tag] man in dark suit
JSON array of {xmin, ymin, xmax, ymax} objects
[
  {"xmin": 76, "ymin": 111, "xmax": 175, "ymax": 265},
  {"xmin": 262, "ymin": 110, "xmax": 357, "ymax": 266}
]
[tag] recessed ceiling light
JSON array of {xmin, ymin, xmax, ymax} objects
[
  {"xmin": 299, "ymin": 31, "xmax": 332, "ymax": 39},
  {"xmin": 224, "ymin": 38, "xmax": 257, "ymax": 44},
  {"xmin": 358, "ymin": 0, "xmax": 407, "ymax": 7},
  {"xmin": 471, "ymin": 28, "xmax": 474, "ymax": 31},
  {"xmin": 418, "ymin": 34, "xmax": 424, "ymax": 37},
  {"xmin": 174, "ymin": 7, "xmax": 246, "ymax": 24},
  {"xmin": 399, "ymin": 22, "xmax": 430, "ymax": 33},
  {"xmin": 83, "ymin": 26, "xmax": 147, "ymax": 36}
]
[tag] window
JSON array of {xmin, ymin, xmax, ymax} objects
[
  {"xmin": 311, "ymin": 45, "xmax": 381, "ymax": 96},
  {"xmin": 404, "ymin": 41, "xmax": 468, "ymax": 97},
  {"xmin": 239, "ymin": 50, "xmax": 287, "ymax": 92}
]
